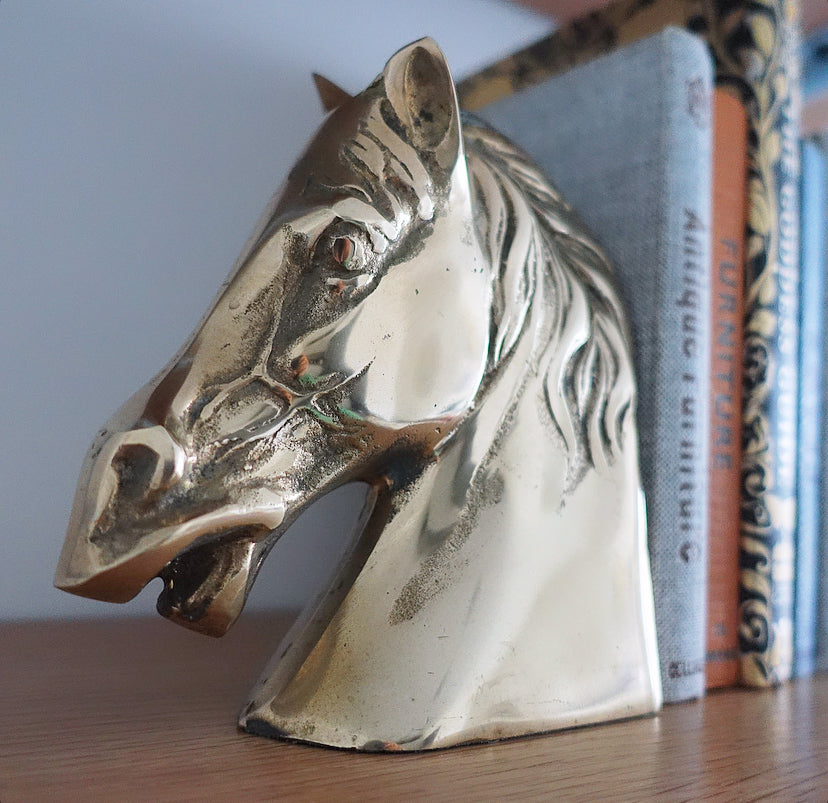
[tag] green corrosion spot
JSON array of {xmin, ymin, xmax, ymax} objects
[
  {"xmin": 299, "ymin": 374, "xmax": 317, "ymax": 386},
  {"xmin": 337, "ymin": 405, "xmax": 364, "ymax": 421},
  {"xmin": 308, "ymin": 408, "xmax": 336, "ymax": 426}
]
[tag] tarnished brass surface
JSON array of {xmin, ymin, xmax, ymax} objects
[{"xmin": 55, "ymin": 38, "xmax": 661, "ymax": 750}]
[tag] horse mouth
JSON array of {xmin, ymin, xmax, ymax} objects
[
  {"xmin": 57, "ymin": 490, "xmax": 288, "ymax": 634},
  {"xmin": 155, "ymin": 525, "xmax": 271, "ymax": 637}
]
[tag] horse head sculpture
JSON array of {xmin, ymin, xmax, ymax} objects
[{"xmin": 55, "ymin": 38, "xmax": 660, "ymax": 750}]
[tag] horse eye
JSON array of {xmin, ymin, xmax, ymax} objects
[{"xmin": 332, "ymin": 236, "xmax": 354, "ymax": 268}]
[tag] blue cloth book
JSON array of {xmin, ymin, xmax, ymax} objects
[
  {"xmin": 478, "ymin": 28, "xmax": 713, "ymax": 702},
  {"xmin": 815, "ymin": 134, "xmax": 828, "ymax": 675},
  {"xmin": 795, "ymin": 140, "xmax": 825, "ymax": 678}
]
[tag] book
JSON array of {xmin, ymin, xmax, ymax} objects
[
  {"xmin": 459, "ymin": 0, "xmax": 802, "ymax": 689},
  {"xmin": 477, "ymin": 28, "xmax": 713, "ymax": 703},
  {"xmin": 795, "ymin": 139, "xmax": 826, "ymax": 678},
  {"xmin": 820, "ymin": 133, "xmax": 828, "ymax": 673},
  {"xmin": 706, "ymin": 89, "xmax": 748, "ymax": 690}
]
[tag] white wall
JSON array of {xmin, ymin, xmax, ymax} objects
[{"xmin": 0, "ymin": 1, "xmax": 551, "ymax": 621}]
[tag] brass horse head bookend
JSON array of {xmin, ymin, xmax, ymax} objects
[{"xmin": 55, "ymin": 38, "xmax": 661, "ymax": 751}]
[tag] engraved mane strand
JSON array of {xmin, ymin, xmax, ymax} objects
[{"xmin": 463, "ymin": 118, "xmax": 635, "ymax": 475}]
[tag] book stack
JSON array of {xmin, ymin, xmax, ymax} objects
[{"xmin": 456, "ymin": 0, "xmax": 828, "ymax": 701}]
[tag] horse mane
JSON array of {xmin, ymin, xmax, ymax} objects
[
  {"xmin": 463, "ymin": 117, "xmax": 635, "ymax": 476},
  {"xmin": 322, "ymin": 98, "xmax": 634, "ymax": 476}
]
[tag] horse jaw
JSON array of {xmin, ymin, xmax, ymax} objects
[{"xmin": 55, "ymin": 471, "xmax": 288, "ymax": 636}]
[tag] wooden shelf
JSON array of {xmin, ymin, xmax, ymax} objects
[{"xmin": 2, "ymin": 614, "xmax": 827, "ymax": 800}]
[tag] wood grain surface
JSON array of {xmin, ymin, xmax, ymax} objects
[{"xmin": 2, "ymin": 614, "xmax": 827, "ymax": 801}]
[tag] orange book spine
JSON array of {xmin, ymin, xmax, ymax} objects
[{"xmin": 705, "ymin": 89, "xmax": 747, "ymax": 689}]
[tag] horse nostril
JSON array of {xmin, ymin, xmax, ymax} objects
[
  {"xmin": 111, "ymin": 443, "xmax": 162, "ymax": 500},
  {"xmin": 99, "ymin": 425, "xmax": 187, "ymax": 509},
  {"xmin": 87, "ymin": 425, "xmax": 187, "ymax": 535}
]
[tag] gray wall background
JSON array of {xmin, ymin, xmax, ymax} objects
[{"xmin": 0, "ymin": 2, "xmax": 550, "ymax": 621}]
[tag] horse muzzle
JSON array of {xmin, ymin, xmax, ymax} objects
[{"xmin": 55, "ymin": 423, "xmax": 287, "ymax": 636}]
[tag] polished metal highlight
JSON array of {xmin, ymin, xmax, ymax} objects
[{"xmin": 55, "ymin": 38, "xmax": 661, "ymax": 750}]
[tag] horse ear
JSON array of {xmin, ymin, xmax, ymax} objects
[
  {"xmin": 382, "ymin": 38, "xmax": 461, "ymax": 170},
  {"xmin": 312, "ymin": 73, "xmax": 353, "ymax": 113}
]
